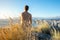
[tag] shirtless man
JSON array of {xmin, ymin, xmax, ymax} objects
[
  {"xmin": 20, "ymin": 5, "xmax": 32, "ymax": 40},
  {"xmin": 20, "ymin": 5, "xmax": 32, "ymax": 27}
]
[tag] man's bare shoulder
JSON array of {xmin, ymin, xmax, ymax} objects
[
  {"xmin": 20, "ymin": 12, "xmax": 24, "ymax": 16},
  {"xmin": 21, "ymin": 12, "xmax": 26, "ymax": 15},
  {"xmin": 20, "ymin": 12, "xmax": 32, "ymax": 16},
  {"xmin": 28, "ymin": 12, "xmax": 32, "ymax": 16}
]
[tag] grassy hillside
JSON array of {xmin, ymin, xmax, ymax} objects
[
  {"xmin": 0, "ymin": 24, "xmax": 27, "ymax": 40},
  {"xmin": 0, "ymin": 19, "xmax": 60, "ymax": 40}
]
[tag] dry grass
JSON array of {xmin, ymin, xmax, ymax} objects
[
  {"xmin": 0, "ymin": 19, "xmax": 60, "ymax": 40},
  {"xmin": 0, "ymin": 19, "xmax": 50, "ymax": 40},
  {"xmin": 52, "ymin": 30, "xmax": 60, "ymax": 40},
  {"xmin": 0, "ymin": 23, "xmax": 27, "ymax": 40},
  {"xmin": 34, "ymin": 20, "xmax": 50, "ymax": 32}
]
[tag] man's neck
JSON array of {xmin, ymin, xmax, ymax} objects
[{"xmin": 25, "ymin": 10, "xmax": 28, "ymax": 12}]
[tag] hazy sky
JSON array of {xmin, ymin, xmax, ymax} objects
[{"xmin": 0, "ymin": 0, "xmax": 60, "ymax": 19}]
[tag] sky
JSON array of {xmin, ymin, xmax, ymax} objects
[{"xmin": 0, "ymin": 0, "xmax": 60, "ymax": 19}]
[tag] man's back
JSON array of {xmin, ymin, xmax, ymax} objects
[
  {"xmin": 20, "ymin": 5, "xmax": 32, "ymax": 40},
  {"xmin": 20, "ymin": 12, "xmax": 32, "ymax": 26}
]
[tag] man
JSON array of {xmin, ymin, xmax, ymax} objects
[
  {"xmin": 20, "ymin": 5, "xmax": 32, "ymax": 27},
  {"xmin": 20, "ymin": 5, "xmax": 32, "ymax": 40}
]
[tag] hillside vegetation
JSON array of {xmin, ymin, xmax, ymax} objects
[
  {"xmin": 0, "ymin": 23, "xmax": 27, "ymax": 40},
  {"xmin": 0, "ymin": 19, "xmax": 60, "ymax": 40}
]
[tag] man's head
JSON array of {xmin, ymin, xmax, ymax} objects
[{"xmin": 24, "ymin": 5, "xmax": 29, "ymax": 12}]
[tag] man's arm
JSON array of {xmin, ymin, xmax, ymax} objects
[
  {"xmin": 30, "ymin": 14, "xmax": 32, "ymax": 24},
  {"xmin": 20, "ymin": 13, "xmax": 22, "ymax": 24}
]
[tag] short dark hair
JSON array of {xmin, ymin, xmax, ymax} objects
[{"xmin": 25, "ymin": 5, "xmax": 29, "ymax": 11}]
